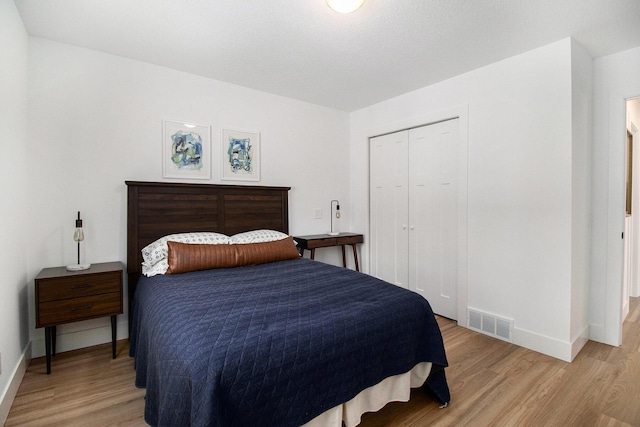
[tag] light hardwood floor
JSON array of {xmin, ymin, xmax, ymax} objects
[{"xmin": 6, "ymin": 297, "xmax": 640, "ymax": 427}]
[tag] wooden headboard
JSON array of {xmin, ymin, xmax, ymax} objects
[{"xmin": 126, "ymin": 181, "xmax": 290, "ymax": 313}]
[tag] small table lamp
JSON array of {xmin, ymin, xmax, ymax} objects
[
  {"xmin": 328, "ymin": 200, "xmax": 341, "ymax": 236},
  {"xmin": 66, "ymin": 211, "xmax": 91, "ymax": 271}
]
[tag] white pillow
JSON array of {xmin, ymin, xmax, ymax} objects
[
  {"xmin": 143, "ymin": 258, "xmax": 171, "ymax": 277},
  {"xmin": 229, "ymin": 229, "xmax": 289, "ymax": 244},
  {"xmin": 141, "ymin": 232, "xmax": 230, "ymax": 276}
]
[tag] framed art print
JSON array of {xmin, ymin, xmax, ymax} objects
[
  {"xmin": 221, "ymin": 128, "xmax": 260, "ymax": 181},
  {"xmin": 163, "ymin": 120, "xmax": 212, "ymax": 179}
]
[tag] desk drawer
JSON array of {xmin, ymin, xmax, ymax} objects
[
  {"xmin": 38, "ymin": 272, "xmax": 121, "ymax": 302},
  {"xmin": 38, "ymin": 292, "xmax": 121, "ymax": 326},
  {"xmin": 304, "ymin": 236, "xmax": 363, "ymax": 248},
  {"xmin": 338, "ymin": 235, "xmax": 364, "ymax": 245},
  {"xmin": 305, "ymin": 238, "xmax": 338, "ymax": 249}
]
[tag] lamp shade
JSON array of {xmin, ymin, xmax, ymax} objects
[
  {"xmin": 329, "ymin": 200, "xmax": 340, "ymax": 235},
  {"xmin": 326, "ymin": 0, "xmax": 365, "ymax": 13},
  {"xmin": 73, "ymin": 226, "xmax": 84, "ymax": 243},
  {"xmin": 67, "ymin": 211, "xmax": 91, "ymax": 271}
]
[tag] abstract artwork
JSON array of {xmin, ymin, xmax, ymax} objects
[
  {"xmin": 163, "ymin": 120, "xmax": 211, "ymax": 179},
  {"xmin": 221, "ymin": 129, "xmax": 260, "ymax": 181}
]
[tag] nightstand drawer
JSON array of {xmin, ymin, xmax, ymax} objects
[
  {"xmin": 38, "ymin": 272, "xmax": 121, "ymax": 302},
  {"xmin": 38, "ymin": 292, "xmax": 121, "ymax": 326}
]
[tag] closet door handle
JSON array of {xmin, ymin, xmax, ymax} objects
[
  {"xmin": 410, "ymin": 225, "xmax": 415, "ymax": 230},
  {"xmin": 402, "ymin": 225, "xmax": 407, "ymax": 230}
]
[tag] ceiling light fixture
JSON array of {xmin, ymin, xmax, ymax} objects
[{"xmin": 326, "ymin": 0, "xmax": 365, "ymax": 13}]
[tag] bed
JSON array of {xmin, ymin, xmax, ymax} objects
[{"xmin": 126, "ymin": 181, "xmax": 450, "ymax": 427}]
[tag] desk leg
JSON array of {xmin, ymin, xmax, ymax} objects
[
  {"xmin": 310, "ymin": 248, "xmax": 315, "ymax": 260},
  {"xmin": 44, "ymin": 327, "xmax": 52, "ymax": 374},
  {"xmin": 341, "ymin": 245, "xmax": 347, "ymax": 267},
  {"xmin": 351, "ymin": 244, "xmax": 360, "ymax": 272},
  {"xmin": 111, "ymin": 315, "xmax": 117, "ymax": 359}
]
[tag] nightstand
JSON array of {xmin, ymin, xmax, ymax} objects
[
  {"xmin": 293, "ymin": 233, "xmax": 364, "ymax": 271},
  {"xmin": 35, "ymin": 261, "xmax": 123, "ymax": 374}
]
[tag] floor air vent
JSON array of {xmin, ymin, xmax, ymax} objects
[{"xmin": 467, "ymin": 309, "xmax": 513, "ymax": 342}]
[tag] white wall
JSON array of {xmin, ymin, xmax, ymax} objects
[
  {"xmin": 26, "ymin": 38, "xmax": 351, "ymax": 358},
  {"xmin": 350, "ymin": 38, "xmax": 584, "ymax": 361},
  {"xmin": 591, "ymin": 46, "xmax": 640, "ymax": 345},
  {"xmin": 569, "ymin": 39, "xmax": 593, "ymax": 358},
  {"xmin": 0, "ymin": 0, "xmax": 30, "ymax": 422}
]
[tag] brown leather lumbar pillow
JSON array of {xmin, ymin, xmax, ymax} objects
[
  {"xmin": 234, "ymin": 237, "xmax": 301, "ymax": 266},
  {"xmin": 166, "ymin": 241, "xmax": 239, "ymax": 274},
  {"xmin": 166, "ymin": 237, "xmax": 300, "ymax": 274}
]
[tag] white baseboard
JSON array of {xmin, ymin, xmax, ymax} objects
[
  {"xmin": 31, "ymin": 318, "xmax": 129, "ymax": 359},
  {"xmin": 0, "ymin": 342, "xmax": 31, "ymax": 426},
  {"xmin": 496, "ymin": 322, "xmax": 592, "ymax": 362},
  {"xmin": 513, "ymin": 326, "xmax": 573, "ymax": 362}
]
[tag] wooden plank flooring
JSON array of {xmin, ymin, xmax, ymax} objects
[{"xmin": 6, "ymin": 297, "xmax": 640, "ymax": 426}]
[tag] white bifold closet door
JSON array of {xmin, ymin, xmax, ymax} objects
[
  {"xmin": 369, "ymin": 130, "xmax": 410, "ymax": 289},
  {"xmin": 370, "ymin": 119, "xmax": 459, "ymax": 319}
]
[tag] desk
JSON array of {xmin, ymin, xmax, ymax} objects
[{"xmin": 293, "ymin": 233, "xmax": 364, "ymax": 271}]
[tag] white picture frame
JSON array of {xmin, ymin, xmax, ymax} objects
[
  {"xmin": 163, "ymin": 120, "xmax": 212, "ymax": 180},
  {"xmin": 220, "ymin": 128, "xmax": 261, "ymax": 182}
]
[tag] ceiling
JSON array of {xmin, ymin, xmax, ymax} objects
[{"xmin": 14, "ymin": 0, "xmax": 640, "ymax": 112}]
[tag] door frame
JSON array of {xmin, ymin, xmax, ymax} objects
[
  {"xmin": 367, "ymin": 104, "xmax": 469, "ymax": 323},
  {"xmin": 628, "ymin": 102, "xmax": 640, "ymax": 299},
  {"xmin": 605, "ymin": 90, "xmax": 640, "ymax": 346}
]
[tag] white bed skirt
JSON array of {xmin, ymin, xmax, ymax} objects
[{"xmin": 302, "ymin": 361, "xmax": 433, "ymax": 427}]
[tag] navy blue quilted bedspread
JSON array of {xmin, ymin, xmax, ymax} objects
[{"xmin": 130, "ymin": 258, "xmax": 449, "ymax": 427}]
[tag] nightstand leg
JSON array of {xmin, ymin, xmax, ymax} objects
[
  {"xmin": 111, "ymin": 315, "xmax": 117, "ymax": 359},
  {"xmin": 341, "ymin": 245, "xmax": 347, "ymax": 267},
  {"xmin": 44, "ymin": 327, "xmax": 52, "ymax": 374},
  {"xmin": 310, "ymin": 249, "xmax": 315, "ymax": 260},
  {"xmin": 51, "ymin": 325, "xmax": 56, "ymax": 356}
]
